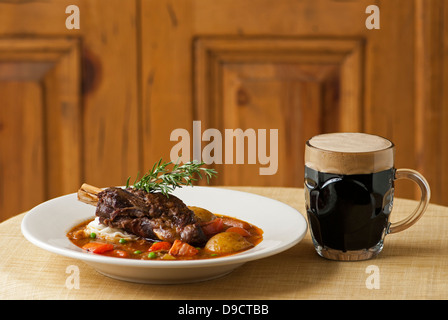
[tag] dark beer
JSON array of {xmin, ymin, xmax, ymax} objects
[
  {"xmin": 305, "ymin": 133, "xmax": 430, "ymax": 260},
  {"xmin": 304, "ymin": 132, "xmax": 395, "ymax": 260},
  {"xmin": 305, "ymin": 166, "xmax": 394, "ymax": 252}
]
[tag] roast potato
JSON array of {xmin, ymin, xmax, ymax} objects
[
  {"xmin": 205, "ymin": 231, "xmax": 253, "ymax": 254},
  {"xmin": 188, "ymin": 206, "xmax": 216, "ymax": 223}
]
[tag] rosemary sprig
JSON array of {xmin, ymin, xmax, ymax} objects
[{"xmin": 126, "ymin": 159, "xmax": 217, "ymax": 196}]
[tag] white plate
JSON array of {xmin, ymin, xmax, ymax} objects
[{"xmin": 21, "ymin": 186, "xmax": 307, "ymax": 284}]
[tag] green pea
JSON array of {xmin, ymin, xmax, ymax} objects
[
  {"xmin": 89, "ymin": 232, "xmax": 96, "ymax": 239},
  {"xmin": 148, "ymin": 252, "xmax": 157, "ymax": 259},
  {"xmin": 119, "ymin": 238, "xmax": 127, "ymax": 244},
  {"xmin": 133, "ymin": 250, "xmax": 142, "ymax": 255}
]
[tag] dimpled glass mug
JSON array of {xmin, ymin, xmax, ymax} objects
[{"xmin": 304, "ymin": 132, "xmax": 430, "ymax": 261}]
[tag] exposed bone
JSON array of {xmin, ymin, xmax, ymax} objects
[{"xmin": 77, "ymin": 183, "xmax": 103, "ymax": 206}]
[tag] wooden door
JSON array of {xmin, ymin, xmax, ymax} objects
[
  {"xmin": 0, "ymin": 0, "xmax": 447, "ymax": 222},
  {"xmin": 0, "ymin": 1, "xmax": 140, "ymax": 221},
  {"xmin": 142, "ymin": 0, "xmax": 446, "ymax": 200}
]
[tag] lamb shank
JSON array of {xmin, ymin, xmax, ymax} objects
[{"xmin": 78, "ymin": 184, "xmax": 207, "ymax": 246}]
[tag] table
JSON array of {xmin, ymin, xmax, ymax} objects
[{"xmin": 1, "ymin": 187, "xmax": 447, "ymax": 300}]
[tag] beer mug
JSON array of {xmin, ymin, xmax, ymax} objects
[{"xmin": 304, "ymin": 133, "xmax": 430, "ymax": 261}]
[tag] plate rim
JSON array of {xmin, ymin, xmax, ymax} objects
[{"xmin": 21, "ymin": 186, "xmax": 307, "ymax": 269}]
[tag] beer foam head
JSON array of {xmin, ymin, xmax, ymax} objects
[{"xmin": 305, "ymin": 133, "xmax": 394, "ymax": 174}]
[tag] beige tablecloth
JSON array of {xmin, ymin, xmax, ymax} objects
[{"xmin": 1, "ymin": 187, "xmax": 447, "ymax": 299}]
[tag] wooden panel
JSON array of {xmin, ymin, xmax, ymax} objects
[
  {"xmin": 0, "ymin": 0, "xmax": 445, "ymax": 210},
  {"xmin": 140, "ymin": 0, "xmax": 194, "ymax": 170},
  {"xmin": 0, "ymin": 38, "xmax": 81, "ymax": 220},
  {"xmin": 220, "ymin": 65, "xmax": 324, "ymax": 186},
  {"xmin": 363, "ymin": 1, "xmax": 417, "ymax": 201},
  {"xmin": 414, "ymin": 0, "xmax": 448, "ymax": 204},
  {"xmin": 0, "ymin": 0, "xmax": 141, "ymax": 188},
  {"xmin": 80, "ymin": 1, "xmax": 140, "ymax": 188},
  {"xmin": 0, "ymin": 1, "xmax": 140, "ymax": 221},
  {"xmin": 0, "ymin": 82, "xmax": 45, "ymax": 220},
  {"xmin": 194, "ymin": 38, "xmax": 363, "ymax": 186},
  {"xmin": 141, "ymin": 0, "xmax": 434, "ymax": 201}
]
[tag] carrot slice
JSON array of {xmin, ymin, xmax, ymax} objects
[
  {"xmin": 110, "ymin": 249, "xmax": 129, "ymax": 258},
  {"xmin": 201, "ymin": 218, "xmax": 224, "ymax": 237},
  {"xmin": 226, "ymin": 226, "xmax": 251, "ymax": 237},
  {"xmin": 82, "ymin": 242, "xmax": 114, "ymax": 254},
  {"xmin": 148, "ymin": 241, "xmax": 172, "ymax": 252},
  {"xmin": 221, "ymin": 217, "xmax": 250, "ymax": 229},
  {"xmin": 169, "ymin": 240, "xmax": 199, "ymax": 257}
]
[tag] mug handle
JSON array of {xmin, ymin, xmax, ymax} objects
[{"xmin": 388, "ymin": 169, "xmax": 431, "ymax": 234}]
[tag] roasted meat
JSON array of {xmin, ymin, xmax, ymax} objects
[{"xmin": 95, "ymin": 187, "xmax": 207, "ymax": 246}]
